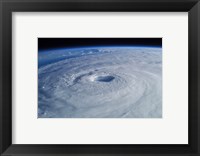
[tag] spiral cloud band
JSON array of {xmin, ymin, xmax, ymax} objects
[{"xmin": 38, "ymin": 47, "xmax": 162, "ymax": 118}]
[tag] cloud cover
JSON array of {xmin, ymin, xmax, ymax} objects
[{"xmin": 38, "ymin": 47, "xmax": 162, "ymax": 118}]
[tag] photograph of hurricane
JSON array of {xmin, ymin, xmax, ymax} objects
[{"xmin": 38, "ymin": 38, "xmax": 162, "ymax": 118}]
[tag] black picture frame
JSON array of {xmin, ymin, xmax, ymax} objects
[{"xmin": 0, "ymin": 0, "xmax": 200, "ymax": 155}]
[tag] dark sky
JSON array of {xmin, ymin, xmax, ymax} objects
[{"xmin": 38, "ymin": 38, "xmax": 162, "ymax": 50}]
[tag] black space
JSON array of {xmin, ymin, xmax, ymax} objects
[{"xmin": 38, "ymin": 38, "xmax": 162, "ymax": 50}]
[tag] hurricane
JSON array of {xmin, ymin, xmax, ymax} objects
[{"xmin": 38, "ymin": 46, "xmax": 162, "ymax": 118}]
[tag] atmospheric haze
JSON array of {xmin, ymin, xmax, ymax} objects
[{"xmin": 38, "ymin": 46, "xmax": 162, "ymax": 118}]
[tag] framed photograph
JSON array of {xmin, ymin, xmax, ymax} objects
[{"xmin": 0, "ymin": 0, "xmax": 200, "ymax": 155}]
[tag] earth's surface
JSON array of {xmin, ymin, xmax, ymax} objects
[{"xmin": 38, "ymin": 46, "xmax": 162, "ymax": 118}]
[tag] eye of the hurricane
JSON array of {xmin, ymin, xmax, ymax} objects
[{"xmin": 94, "ymin": 75, "xmax": 115, "ymax": 82}]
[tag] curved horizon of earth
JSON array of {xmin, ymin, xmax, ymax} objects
[{"xmin": 38, "ymin": 46, "xmax": 162, "ymax": 118}]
